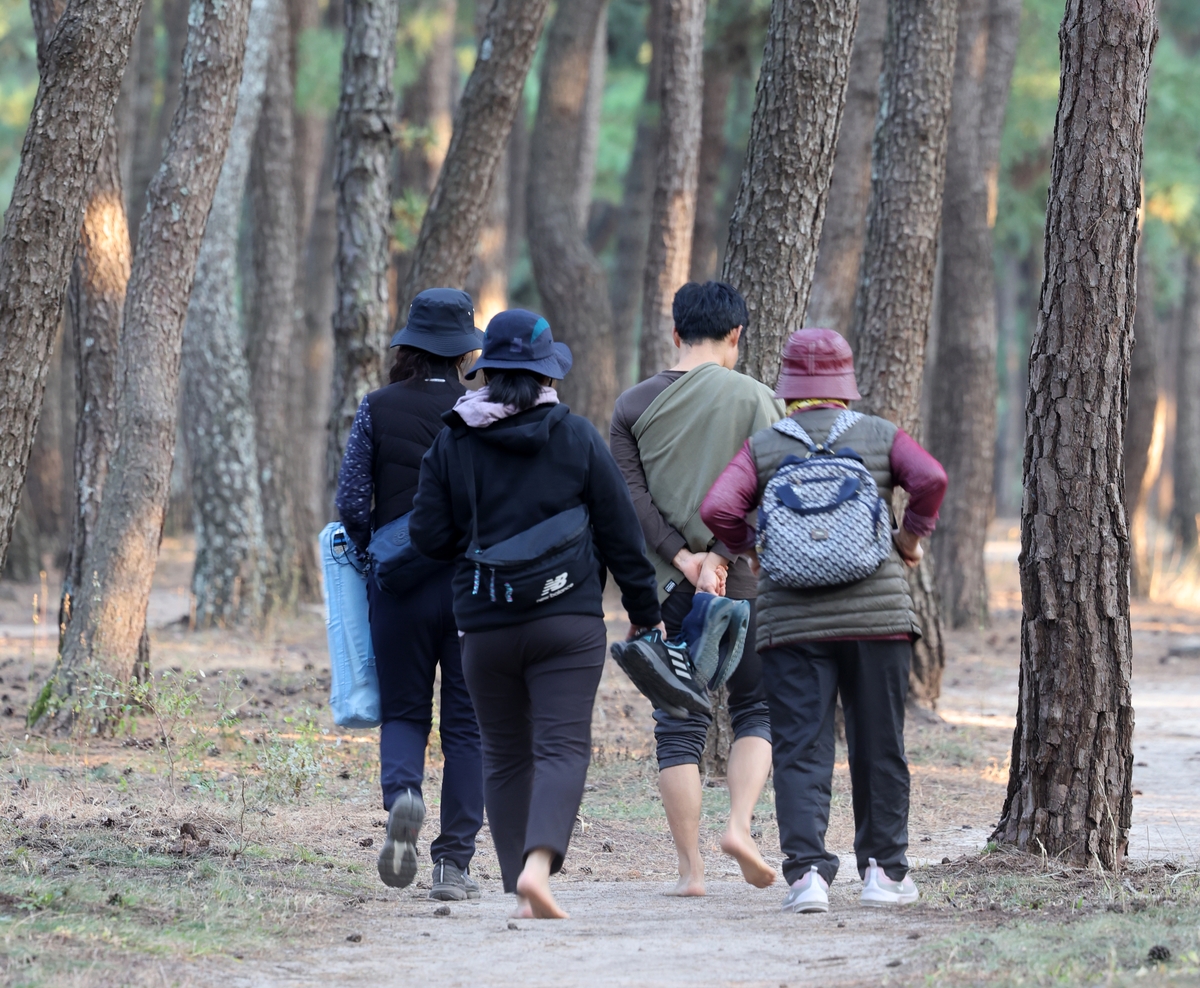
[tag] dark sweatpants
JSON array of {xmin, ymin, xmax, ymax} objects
[
  {"xmin": 367, "ymin": 569, "xmax": 484, "ymax": 871},
  {"xmin": 461, "ymin": 614, "xmax": 607, "ymax": 893},
  {"xmin": 760, "ymin": 638, "xmax": 911, "ymax": 887},
  {"xmin": 653, "ymin": 585, "xmax": 771, "ymax": 769}
]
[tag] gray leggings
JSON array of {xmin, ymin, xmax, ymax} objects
[
  {"xmin": 653, "ymin": 586, "xmax": 771, "ymax": 769},
  {"xmin": 461, "ymin": 614, "xmax": 606, "ymax": 893}
]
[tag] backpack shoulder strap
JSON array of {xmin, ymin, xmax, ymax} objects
[
  {"xmin": 825, "ymin": 409, "xmax": 864, "ymax": 447},
  {"xmin": 771, "ymin": 416, "xmax": 817, "ymax": 450}
]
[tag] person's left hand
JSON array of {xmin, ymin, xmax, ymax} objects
[
  {"xmin": 893, "ymin": 527, "xmax": 923, "ymax": 567},
  {"xmin": 696, "ymin": 552, "xmax": 729, "ymax": 596}
]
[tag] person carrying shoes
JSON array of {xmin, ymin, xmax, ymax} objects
[
  {"xmin": 609, "ymin": 281, "xmax": 784, "ymax": 896},
  {"xmin": 700, "ymin": 328, "xmax": 947, "ymax": 913},
  {"xmin": 335, "ymin": 289, "xmax": 487, "ymax": 902},
  {"xmin": 410, "ymin": 309, "xmax": 662, "ymax": 919}
]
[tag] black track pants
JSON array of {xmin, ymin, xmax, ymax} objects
[
  {"xmin": 461, "ymin": 614, "xmax": 607, "ymax": 893},
  {"xmin": 760, "ymin": 638, "xmax": 911, "ymax": 887}
]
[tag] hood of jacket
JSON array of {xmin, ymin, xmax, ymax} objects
[{"xmin": 443, "ymin": 402, "xmax": 571, "ymax": 456}]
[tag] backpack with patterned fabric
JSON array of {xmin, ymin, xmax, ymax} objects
[{"xmin": 756, "ymin": 410, "xmax": 892, "ymax": 589}]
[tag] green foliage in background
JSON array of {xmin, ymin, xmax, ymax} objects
[{"xmin": 0, "ymin": 0, "xmax": 37, "ymax": 212}]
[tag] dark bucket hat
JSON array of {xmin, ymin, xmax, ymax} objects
[
  {"xmin": 464, "ymin": 309, "xmax": 573, "ymax": 380},
  {"xmin": 390, "ymin": 288, "xmax": 485, "ymax": 356}
]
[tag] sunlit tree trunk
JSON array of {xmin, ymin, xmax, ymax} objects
[
  {"xmin": 994, "ymin": 0, "xmax": 1153, "ymax": 872},
  {"xmin": 0, "ymin": 0, "xmax": 145, "ymax": 576},
  {"xmin": 48, "ymin": 0, "xmax": 254, "ymax": 725},
  {"xmin": 1175, "ymin": 254, "xmax": 1200, "ymax": 555}
]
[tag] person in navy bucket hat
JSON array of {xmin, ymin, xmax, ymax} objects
[
  {"xmin": 464, "ymin": 308, "xmax": 573, "ymax": 381},
  {"xmin": 391, "ymin": 287, "xmax": 485, "ymax": 355}
]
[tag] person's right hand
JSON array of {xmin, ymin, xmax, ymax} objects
[
  {"xmin": 893, "ymin": 527, "xmax": 923, "ymax": 567},
  {"xmin": 696, "ymin": 552, "xmax": 729, "ymax": 596},
  {"xmin": 672, "ymin": 548, "xmax": 706, "ymax": 588}
]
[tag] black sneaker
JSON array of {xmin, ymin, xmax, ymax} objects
[
  {"xmin": 610, "ymin": 631, "xmax": 712, "ymax": 719},
  {"xmin": 378, "ymin": 790, "xmax": 425, "ymax": 889},
  {"xmin": 430, "ymin": 859, "xmax": 481, "ymax": 901}
]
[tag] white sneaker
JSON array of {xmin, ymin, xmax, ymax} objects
[
  {"xmin": 859, "ymin": 857, "xmax": 919, "ymax": 906},
  {"xmin": 781, "ymin": 865, "xmax": 829, "ymax": 913}
]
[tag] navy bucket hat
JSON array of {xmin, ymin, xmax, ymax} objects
[
  {"xmin": 390, "ymin": 288, "xmax": 485, "ymax": 356},
  {"xmin": 464, "ymin": 309, "xmax": 573, "ymax": 381}
]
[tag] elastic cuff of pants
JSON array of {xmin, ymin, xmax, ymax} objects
[
  {"xmin": 731, "ymin": 725, "xmax": 772, "ymax": 744},
  {"xmin": 656, "ymin": 753, "xmax": 701, "ymax": 771}
]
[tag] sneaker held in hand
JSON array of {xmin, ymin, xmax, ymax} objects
[
  {"xmin": 610, "ymin": 630, "xmax": 711, "ymax": 719},
  {"xmin": 781, "ymin": 865, "xmax": 829, "ymax": 913},
  {"xmin": 859, "ymin": 857, "xmax": 919, "ymax": 906}
]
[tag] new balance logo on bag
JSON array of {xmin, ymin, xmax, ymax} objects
[
  {"xmin": 538, "ymin": 572, "xmax": 573, "ymax": 602},
  {"xmin": 757, "ymin": 410, "xmax": 892, "ymax": 589}
]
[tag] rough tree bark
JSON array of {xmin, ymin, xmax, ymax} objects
[
  {"xmin": 395, "ymin": 0, "xmax": 551, "ymax": 317},
  {"xmin": 804, "ymin": 0, "xmax": 886, "ymax": 335},
  {"xmin": 527, "ymin": 0, "xmax": 617, "ymax": 426},
  {"xmin": 720, "ymin": 0, "xmax": 861, "ymax": 389},
  {"xmin": 927, "ymin": 0, "xmax": 1021, "ymax": 629},
  {"xmin": 48, "ymin": 0, "xmax": 254, "ymax": 718},
  {"xmin": 1126, "ymin": 242, "xmax": 1159, "ymax": 595},
  {"xmin": 125, "ymin": 1, "xmax": 160, "ymax": 240},
  {"xmin": 0, "ymin": 0, "xmax": 145, "ymax": 576},
  {"xmin": 1176, "ymin": 254, "xmax": 1200, "ymax": 555},
  {"xmin": 248, "ymin": 15, "xmax": 303, "ymax": 616},
  {"xmin": 181, "ymin": 0, "xmax": 277, "ymax": 630},
  {"xmin": 61, "ymin": 127, "xmax": 131, "ymax": 631},
  {"xmin": 849, "ymin": 0, "xmax": 959, "ymax": 706},
  {"xmin": 992, "ymin": 0, "xmax": 1154, "ymax": 871},
  {"xmin": 638, "ymin": 0, "xmax": 706, "ymax": 379},
  {"xmin": 610, "ymin": 0, "xmax": 663, "ymax": 388},
  {"xmin": 575, "ymin": 4, "xmax": 608, "ymax": 231}
]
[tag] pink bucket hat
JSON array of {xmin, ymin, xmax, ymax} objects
[{"xmin": 774, "ymin": 328, "xmax": 862, "ymax": 402}]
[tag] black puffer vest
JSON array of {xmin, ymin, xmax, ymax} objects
[
  {"xmin": 748, "ymin": 406, "xmax": 920, "ymax": 651},
  {"xmin": 366, "ymin": 377, "xmax": 464, "ymax": 528}
]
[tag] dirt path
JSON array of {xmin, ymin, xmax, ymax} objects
[{"xmin": 199, "ymin": 879, "xmax": 952, "ymax": 988}]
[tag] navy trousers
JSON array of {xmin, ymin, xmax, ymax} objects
[{"xmin": 367, "ymin": 567, "xmax": 484, "ymax": 871}]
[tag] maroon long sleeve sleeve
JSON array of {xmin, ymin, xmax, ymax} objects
[
  {"xmin": 890, "ymin": 429, "xmax": 947, "ymax": 537},
  {"xmin": 700, "ymin": 441, "xmax": 760, "ymax": 555}
]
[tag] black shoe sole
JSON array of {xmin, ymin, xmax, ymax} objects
[
  {"xmin": 611, "ymin": 641, "xmax": 711, "ymax": 718},
  {"xmin": 378, "ymin": 791, "xmax": 424, "ymax": 889}
]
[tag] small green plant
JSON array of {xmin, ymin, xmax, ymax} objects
[{"xmin": 256, "ymin": 710, "xmax": 331, "ymax": 801}]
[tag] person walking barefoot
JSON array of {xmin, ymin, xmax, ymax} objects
[
  {"xmin": 609, "ymin": 282, "xmax": 783, "ymax": 896},
  {"xmin": 412, "ymin": 310, "xmax": 663, "ymax": 920}
]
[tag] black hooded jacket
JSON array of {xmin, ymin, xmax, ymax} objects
[{"xmin": 410, "ymin": 402, "xmax": 661, "ymax": 632}]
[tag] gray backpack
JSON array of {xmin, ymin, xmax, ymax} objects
[{"xmin": 757, "ymin": 410, "xmax": 892, "ymax": 588}]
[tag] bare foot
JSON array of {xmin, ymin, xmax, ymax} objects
[
  {"xmin": 515, "ymin": 870, "xmax": 569, "ymax": 919},
  {"xmin": 664, "ymin": 872, "xmax": 706, "ymax": 896},
  {"xmin": 720, "ymin": 829, "xmax": 777, "ymax": 888},
  {"xmin": 510, "ymin": 898, "xmax": 534, "ymax": 919}
]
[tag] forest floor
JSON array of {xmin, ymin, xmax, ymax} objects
[{"xmin": 2, "ymin": 525, "xmax": 1200, "ymax": 986}]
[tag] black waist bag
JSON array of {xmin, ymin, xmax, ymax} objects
[
  {"xmin": 367, "ymin": 510, "xmax": 448, "ymax": 596},
  {"xmin": 459, "ymin": 433, "xmax": 595, "ymax": 610}
]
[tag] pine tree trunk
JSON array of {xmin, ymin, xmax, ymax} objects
[
  {"xmin": 848, "ymin": 0, "xmax": 959, "ymax": 707},
  {"xmin": 928, "ymin": 0, "xmax": 1021, "ymax": 629},
  {"xmin": 126, "ymin": 1, "xmax": 160, "ymax": 241},
  {"xmin": 804, "ymin": 0, "xmax": 886, "ymax": 336},
  {"xmin": 1175, "ymin": 254, "xmax": 1200, "ymax": 554},
  {"xmin": 638, "ymin": 0, "xmax": 705, "ymax": 378},
  {"xmin": 50, "ymin": 0, "xmax": 254, "ymax": 719},
  {"xmin": 1126, "ymin": 242, "xmax": 1159, "ymax": 595},
  {"xmin": 61, "ymin": 125, "xmax": 132, "ymax": 630},
  {"xmin": 325, "ymin": 0, "xmax": 402, "ymax": 506},
  {"xmin": 248, "ymin": 15, "xmax": 302, "ymax": 617},
  {"xmin": 689, "ymin": 47, "xmax": 733, "ymax": 286},
  {"xmin": 24, "ymin": 321, "xmax": 66, "ymax": 552},
  {"xmin": 181, "ymin": 0, "xmax": 278, "ymax": 630},
  {"xmin": 0, "ymin": 0, "xmax": 144, "ymax": 576},
  {"xmin": 993, "ymin": 0, "xmax": 1153, "ymax": 871},
  {"xmin": 575, "ymin": 4, "xmax": 608, "ymax": 231},
  {"xmin": 396, "ymin": 0, "xmax": 550, "ymax": 319},
  {"xmin": 527, "ymin": 0, "xmax": 617, "ymax": 427},
  {"xmin": 720, "ymin": 0, "xmax": 861, "ymax": 389},
  {"xmin": 609, "ymin": 0, "xmax": 663, "ymax": 388}
]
